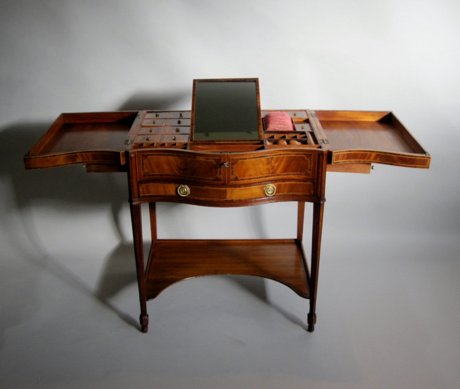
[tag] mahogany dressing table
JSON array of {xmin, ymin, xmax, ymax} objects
[{"xmin": 24, "ymin": 79, "xmax": 430, "ymax": 333}]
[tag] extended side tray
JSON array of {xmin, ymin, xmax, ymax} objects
[
  {"xmin": 308, "ymin": 110, "xmax": 431, "ymax": 173},
  {"xmin": 24, "ymin": 111, "xmax": 140, "ymax": 172}
]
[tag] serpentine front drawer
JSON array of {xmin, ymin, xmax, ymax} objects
[
  {"xmin": 129, "ymin": 148, "xmax": 326, "ymax": 205},
  {"xmin": 136, "ymin": 181, "xmax": 316, "ymax": 205}
]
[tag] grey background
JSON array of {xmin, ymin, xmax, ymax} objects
[{"xmin": 1, "ymin": 1, "xmax": 459, "ymax": 388}]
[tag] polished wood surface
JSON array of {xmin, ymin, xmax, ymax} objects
[
  {"xmin": 145, "ymin": 239, "xmax": 310, "ymax": 300},
  {"xmin": 24, "ymin": 111, "xmax": 139, "ymax": 170},
  {"xmin": 24, "ymin": 103, "xmax": 431, "ymax": 334},
  {"xmin": 315, "ymin": 110, "xmax": 430, "ymax": 168},
  {"xmin": 128, "ymin": 148, "xmax": 325, "ymax": 206}
]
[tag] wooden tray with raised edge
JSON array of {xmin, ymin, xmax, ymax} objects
[
  {"xmin": 24, "ymin": 111, "xmax": 140, "ymax": 171},
  {"xmin": 307, "ymin": 110, "xmax": 431, "ymax": 173}
]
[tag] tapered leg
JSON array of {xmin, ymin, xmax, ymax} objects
[
  {"xmin": 308, "ymin": 201, "xmax": 325, "ymax": 332},
  {"xmin": 130, "ymin": 202, "xmax": 149, "ymax": 332},
  {"xmin": 149, "ymin": 202, "xmax": 157, "ymax": 242},
  {"xmin": 297, "ymin": 201, "xmax": 306, "ymax": 242}
]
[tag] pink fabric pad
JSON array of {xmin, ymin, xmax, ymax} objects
[{"xmin": 263, "ymin": 112, "xmax": 295, "ymax": 131}]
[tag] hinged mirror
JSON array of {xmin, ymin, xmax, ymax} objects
[{"xmin": 191, "ymin": 78, "xmax": 262, "ymax": 141}]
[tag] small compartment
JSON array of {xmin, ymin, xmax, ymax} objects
[
  {"xmin": 144, "ymin": 111, "xmax": 191, "ymax": 119},
  {"xmin": 262, "ymin": 110, "xmax": 308, "ymax": 121},
  {"xmin": 294, "ymin": 123, "xmax": 312, "ymax": 132},
  {"xmin": 142, "ymin": 118, "xmax": 191, "ymax": 127},
  {"xmin": 262, "ymin": 110, "xmax": 316, "ymax": 148},
  {"xmin": 138, "ymin": 126, "xmax": 190, "ymax": 135},
  {"xmin": 264, "ymin": 131, "xmax": 316, "ymax": 147},
  {"xmin": 263, "ymin": 111, "xmax": 296, "ymax": 132},
  {"xmin": 133, "ymin": 134, "xmax": 189, "ymax": 149}
]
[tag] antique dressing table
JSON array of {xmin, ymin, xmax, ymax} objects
[{"xmin": 24, "ymin": 79, "xmax": 430, "ymax": 333}]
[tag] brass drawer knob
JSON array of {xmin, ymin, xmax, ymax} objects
[
  {"xmin": 177, "ymin": 184, "xmax": 191, "ymax": 197},
  {"xmin": 264, "ymin": 183, "xmax": 277, "ymax": 197}
]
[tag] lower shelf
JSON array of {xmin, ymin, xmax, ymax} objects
[{"xmin": 145, "ymin": 239, "xmax": 310, "ymax": 300}]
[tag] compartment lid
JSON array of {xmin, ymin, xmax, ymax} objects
[
  {"xmin": 309, "ymin": 110, "xmax": 431, "ymax": 170},
  {"xmin": 24, "ymin": 111, "xmax": 140, "ymax": 171}
]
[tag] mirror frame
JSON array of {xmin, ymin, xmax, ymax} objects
[{"xmin": 191, "ymin": 78, "xmax": 263, "ymax": 142}]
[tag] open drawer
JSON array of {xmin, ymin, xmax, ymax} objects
[
  {"xmin": 312, "ymin": 111, "xmax": 431, "ymax": 173},
  {"xmin": 24, "ymin": 111, "xmax": 139, "ymax": 171}
]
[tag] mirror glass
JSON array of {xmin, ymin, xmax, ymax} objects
[{"xmin": 192, "ymin": 79, "xmax": 261, "ymax": 141}]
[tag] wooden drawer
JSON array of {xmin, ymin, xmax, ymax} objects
[
  {"xmin": 142, "ymin": 118, "xmax": 191, "ymax": 127},
  {"xmin": 133, "ymin": 134, "xmax": 190, "ymax": 148},
  {"xmin": 138, "ymin": 181, "xmax": 316, "ymax": 205},
  {"xmin": 136, "ymin": 149, "xmax": 317, "ymax": 184},
  {"xmin": 228, "ymin": 151, "xmax": 315, "ymax": 183},
  {"xmin": 144, "ymin": 111, "xmax": 191, "ymax": 119},
  {"xmin": 137, "ymin": 126, "xmax": 190, "ymax": 135},
  {"xmin": 137, "ymin": 151, "xmax": 226, "ymax": 183},
  {"xmin": 130, "ymin": 149, "xmax": 326, "ymax": 205}
]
